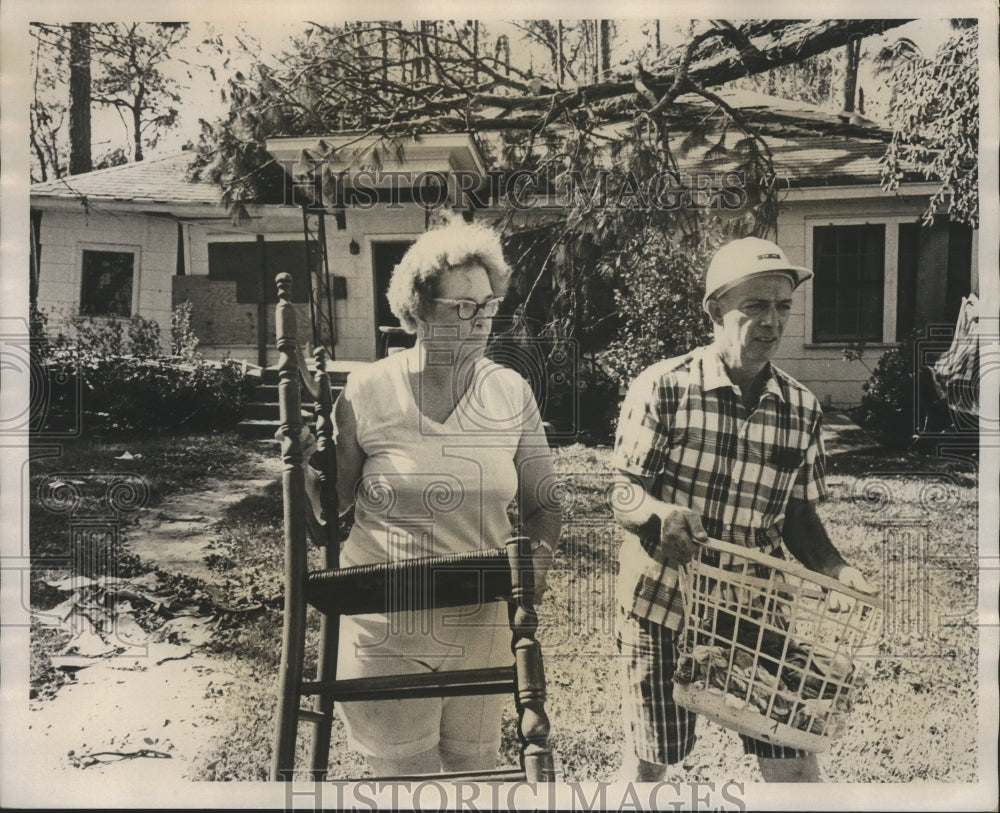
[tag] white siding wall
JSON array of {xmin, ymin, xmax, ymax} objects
[
  {"xmin": 333, "ymin": 205, "xmax": 426, "ymax": 361},
  {"xmin": 36, "ymin": 209, "xmax": 175, "ymax": 350},
  {"xmin": 771, "ymin": 194, "xmax": 931, "ymax": 408}
]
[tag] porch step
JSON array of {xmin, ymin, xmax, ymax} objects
[
  {"xmin": 258, "ymin": 365, "xmax": 354, "ymax": 387},
  {"xmin": 236, "ymin": 365, "xmax": 348, "ymax": 440},
  {"xmin": 236, "ymin": 418, "xmax": 286, "ymax": 441}
]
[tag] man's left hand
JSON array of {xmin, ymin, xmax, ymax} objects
[{"xmin": 828, "ymin": 566, "xmax": 873, "ymax": 613}]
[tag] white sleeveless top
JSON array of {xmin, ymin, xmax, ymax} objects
[{"xmin": 341, "ymin": 348, "xmax": 539, "ymax": 569}]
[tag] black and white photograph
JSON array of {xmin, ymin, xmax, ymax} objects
[{"xmin": 1, "ymin": 1, "xmax": 997, "ymax": 809}]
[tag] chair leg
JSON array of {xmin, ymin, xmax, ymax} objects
[
  {"xmin": 506, "ymin": 536, "xmax": 555, "ymax": 782},
  {"xmin": 309, "ymin": 546, "xmax": 340, "ymax": 778},
  {"xmin": 272, "ymin": 580, "xmax": 307, "ymax": 780},
  {"xmin": 271, "ymin": 467, "xmax": 310, "ymax": 781}
]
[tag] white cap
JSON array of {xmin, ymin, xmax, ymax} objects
[{"xmin": 703, "ymin": 237, "xmax": 813, "ymax": 309}]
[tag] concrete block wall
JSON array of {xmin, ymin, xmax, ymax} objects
[
  {"xmin": 324, "ymin": 205, "xmax": 426, "ymax": 361},
  {"xmin": 178, "ymin": 204, "xmax": 424, "ymax": 363}
]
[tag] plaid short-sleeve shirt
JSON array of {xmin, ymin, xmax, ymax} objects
[{"xmin": 612, "ymin": 343, "xmax": 828, "ymax": 630}]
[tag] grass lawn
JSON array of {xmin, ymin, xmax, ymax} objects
[{"xmin": 28, "ymin": 434, "xmax": 980, "ymax": 783}]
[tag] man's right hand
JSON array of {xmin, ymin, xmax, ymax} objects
[{"xmin": 652, "ymin": 505, "xmax": 709, "ymax": 565}]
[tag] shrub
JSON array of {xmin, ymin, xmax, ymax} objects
[
  {"xmin": 602, "ymin": 229, "xmax": 714, "ymax": 384},
  {"xmin": 127, "ymin": 315, "xmax": 163, "ymax": 359},
  {"xmin": 853, "ymin": 340, "xmax": 914, "ymax": 447},
  {"xmin": 30, "ymin": 302, "xmax": 52, "ymax": 361},
  {"xmin": 568, "ymin": 357, "xmax": 620, "ymax": 445},
  {"xmin": 852, "ymin": 331, "xmax": 955, "ymax": 449},
  {"xmin": 487, "ymin": 331, "xmax": 620, "ymax": 444},
  {"xmin": 171, "ymin": 300, "xmax": 200, "ymax": 360},
  {"xmin": 45, "ymin": 307, "xmax": 254, "ymax": 432},
  {"xmin": 78, "ymin": 357, "xmax": 254, "ymax": 431}
]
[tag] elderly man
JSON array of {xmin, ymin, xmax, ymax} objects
[{"xmin": 612, "ymin": 236, "xmax": 871, "ymax": 783}]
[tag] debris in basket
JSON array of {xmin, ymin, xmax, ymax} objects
[
  {"xmin": 675, "ymin": 539, "xmax": 880, "ymax": 748},
  {"xmin": 790, "ymin": 698, "xmax": 848, "ymax": 737},
  {"xmin": 782, "ymin": 643, "xmax": 854, "ymax": 701},
  {"xmin": 676, "ymin": 618, "xmax": 857, "ymax": 736}
]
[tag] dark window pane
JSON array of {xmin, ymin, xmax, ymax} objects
[
  {"xmin": 838, "ymin": 227, "xmax": 859, "ymax": 256},
  {"xmin": 814, "ymin": 307, "xmax": 837, "ymax": 336},
  {"xmin": 80, "ymin": 250, "xmax": 134, "ymax": 317},
  {"xmin": 814, "ymin": 227, "xmax": 837, "ymax": 257},
  {"xmin": 812, "ymin": 225, "xmax": 884, "ymax": 342}
]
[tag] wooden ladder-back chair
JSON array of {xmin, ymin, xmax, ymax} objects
[{"xmin": 270, "ymin": 272, "xmax": 554, "ymax": 782}]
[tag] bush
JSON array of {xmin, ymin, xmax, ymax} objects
[
  {"xmin": 50, "ymin": 311, "xmax": 165, "ymax": 360},
  {"xmin": 852, "ymin": 331, "xmax": 955, "ymax": 449},
  {"xmin": 45, "ymin": 308, "xmax": 254, "ymax": 432},
  {"xmin": 76, "ymin": 357, "xmax": 253, "ymax": 431},
  {"xmin": 30, "ymin": 302, "xmax": 52, "ymax": 361},
  {"xmin": 570, "ymin": 358, "xmax": 620, "ymax": 445},
  {"xmin": 171, "ymin": 300, "xmax": 200, "ymax": 360},
  {"xmin": 853, "ymin": 340, "xmax": 914, "ymax": 447},
  {"xmin": 487, "ymin": 331, "xmax": 620, "ymax": 444},
  {"xmin": 602, "ymin": 229, "xmax": 714, "ymax": 384}
]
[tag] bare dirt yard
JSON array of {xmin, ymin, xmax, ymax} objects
[{"xmin": 25, "ymin": 427, "xmax": 980, "ymax": 787}]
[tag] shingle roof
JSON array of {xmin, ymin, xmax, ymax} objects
[
  {"xmin": 30, "ymin": 151, "xmax": 221, "ymax": 206},
  {"xmin": 677, "ymin": 131, "xmax": 894, "ymax": 188},
  {"xmin": 681, "ymin": 89, "xmax": 902, "ymax": 187},
  {"xmin": 769, "ymin": 136, "xmax": 890, "ymax": 186}
]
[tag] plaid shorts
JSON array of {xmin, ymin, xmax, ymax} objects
[{"xmin": 616, "ymin": 608, "xmax": 805, "ymax": 764}]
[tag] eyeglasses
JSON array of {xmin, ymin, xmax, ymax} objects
[{"xmin": 431, "ymin": 297, "xmax": 503, "ymax": 320}]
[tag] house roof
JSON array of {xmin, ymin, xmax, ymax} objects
[
  {"xmin": 670, "ymin": 89, "xmax": 903, "ymax": 187},
  {"xmin": 27, "ymin": 92, "xmax": 920, "ymax": 211},
  {"xmin": 768, "ymin": 135, "xmax": 889, "ymax": 186},
  {"xmin": 671, "ymin": 130, "xmax": 894, "ymax": 188},
  {"xmin": 30, "ymin": 151, "xmax": 221, "ymax": 207}
]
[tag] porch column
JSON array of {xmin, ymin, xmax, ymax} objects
[{"xmin": 257, "ymin": 234, "xmax": 268, "ymax": 367}]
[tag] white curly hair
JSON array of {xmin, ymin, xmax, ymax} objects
[{"xmin": 386, "ymin": 218, "xmax": 512, "ymax": 333}]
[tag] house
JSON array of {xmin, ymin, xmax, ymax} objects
[{"xmin": 29, "ymin": 92, "xmax": 978, "ymax": 408}]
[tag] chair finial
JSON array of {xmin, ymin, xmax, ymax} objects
[{"xmin": 276, "ymin": 272, "xmax": 293, "ymax": 301}]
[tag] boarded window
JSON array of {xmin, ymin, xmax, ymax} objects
[
  {"xmin": 812, "ymin": 224, "xmax": 884, "ymax": 343},
  {"xmin": 207, "ymin": 240, "xmax": 315, "ymax": 304},
  {"xmin": 80, "ymin": 249, "xmax": 134, "ymax": 317}
]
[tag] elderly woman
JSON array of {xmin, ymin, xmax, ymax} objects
[{"xmin": 333, "ymin": 218, "xmax": 561, "ymax": 776}]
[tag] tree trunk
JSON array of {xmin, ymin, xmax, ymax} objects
[
  {"xmin": 557, "ymin": 20, "xmax": 565, "ymax": 86},
  {"xmin": 69, "ymin": 23, "xmax": 92, "ymax": 175},
  {"xmin": 599, "ymin": 20, "xmax": 612, "ymax": 80},
  {"xmin": 133, "ymin": 88, "xmax": 144, "ymax": 162},
  {"xmin": 843, "ymin": 38, "xmax": 862, "ymax": 112}
]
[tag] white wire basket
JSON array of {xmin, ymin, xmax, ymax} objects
[{"xmin": 673, "ymin": 538, "xmax": 879, "ymax": 752}]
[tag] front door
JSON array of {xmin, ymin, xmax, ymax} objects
[{"xmin": 372, "ymin": 240, "xmax": 415, "ymax": 355}]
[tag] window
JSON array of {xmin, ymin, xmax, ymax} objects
[
  {"xmin": 80, "ymin": 249, "xmax": 135, "ymax": 317},
  {"xmin": 811, "ymin": 224, "xmax": 885, "ymax": 343}
]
